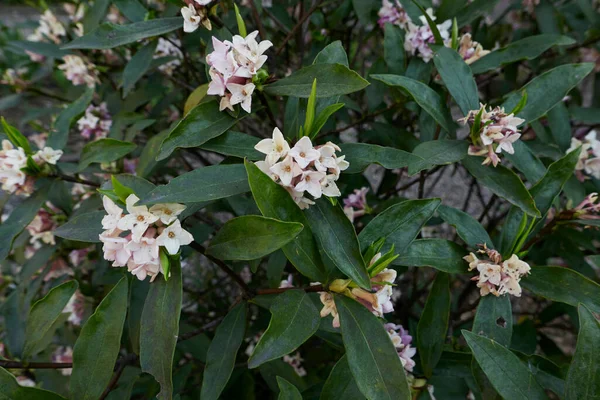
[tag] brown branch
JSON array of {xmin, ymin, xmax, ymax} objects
[
  {"xmin": 275, "ymin": 0, "xmax": 325, "ymax": 56},
  {"xmin": 247, "ymin": 0, "xmax": 267, "ymax": 40},
  {"xmin": 0, "ymin": 360, "xmax": 72, "ymax": 369},
  {"xmin": 55, "ymin": 172, "xmax": 100, "ymax": 188},
  {"xmin": 177, "ymin": 318, "xmax": 223, "ymax": 342},
  {"xmin": 256, "ymin": 284, "xmax": 324, "ymax": 295}
]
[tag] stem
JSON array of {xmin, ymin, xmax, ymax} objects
[
  {"xmin": 177, "ymin": 318, "xmax": 223, "ymax": 342},
  {"xmin": 55, "ymin": 172, "xmax": 100, "ymax": 188},
  {"xmin": 248, "ymin": 0, "xmax": 267, "ymax": 40},
  {"xmin": 275, "ymin": 0, "xmax": 325, "ymax": 56},
  {"xmin": 256, "ymin": 284, "xmax": 324, "ymax": 295},
  {"xmin": 0, "ymin": 360, "xmax": 72, "ymax": 369}
]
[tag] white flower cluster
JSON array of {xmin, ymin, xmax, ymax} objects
[
  {"xmin": 567, "ymin": 130, "xmax": 600, "ymax": 180},
  {"xmin": 405, "ymin": 9, "xmax": 452, "ymax": 62},
  {"xmin": 27, "ymin": 10, "xmax": 65, "ymax": 45},
  {"xmin": 58, "ymin": 55, "xmax": 99, "ymax": 88},
  {"xmin": 385, "ymin": 323, "xmax": 416, "ymax": 372},
  {"xmin": 0, "ymin": 140, "xmax": 63, "ymax": 195},
  {"xmin": 207, "ymin": 32, "xmax": 273, "ymax": 113},
  {"xmin": 464, "ymin": 246, "xmax": 531, "ymax": 297},
  {"xmin": 155, "ymin": 38, "xmax": 183, "ymax": 76},
  {"xmin": 254, "ymin": 128, "xmax": 349, "ymax": 209},
  {"xmin": 26, "ymin": 207, "xmax": 57, "ymax": 251},
  {"xmin": 457, "ymin": 33, "xmax": 491, "ymax": 65},
  {"xmin": 461, "ymin": 104, "xmax": 525, "ymax": 167},
  {"xmin": 99, "ymin": 195, "xmax": 193, "ymax": 282},
  {"xmin": 77, "ymin": 103, "xmax": 113, "ymax": 141},
  {"xmin": 180, "ymin": 1, "xmax": 212, "ymax": 33}
]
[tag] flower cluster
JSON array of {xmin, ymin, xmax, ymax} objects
[
  {"xmin": 567, "ymin": 130, "xmax": 600, "ymax": 180},
  {"xmin": 77, "ymin": 103, "xmax": 113, "ymax": 141},
  {"xmin": 405, "ymin": 10, "xmax": 452, "ymax": 62},
  {"xmin": 377, "ymin": 0, "xmax": 410, "ymax": 28},
  {"xmin": 254, "ymin": 128, "xmax": 349, "ymax": 209},
  {"xmin": 1, "ymin": 68, "xmax": 28, "ymax": 91},
  {"xmin": 464, "ymin": 245, "xmax": 531, "ymax": 297},
  {"xmin": 206, "ymin": 32, "xmax": 273, "ymax": 113},
  {"xmin": 385, "ymin": 323, "xmax": 416, "ymax": 372},
  {"xmin": 63, "ymin": 290, "xmax": 86, "ymax": 326},
  {"xmin": 58, "ymin": 55, "xmax": 99, "ymax": 88},
  {"xmin": 343, "ymin": 187, "xmax": 370, "ymax": 222},
  {"xmin": 99, "ymin": 194, "xmax": 193, "ymax": 281},
  {"xmin": 0, "ymin": 140, "xmax": 63, "ymax": 195},
  {"xmin": 26, "ymin": 207, "xmax": 57, "ymax": 251},
  {"xmin": 457, "ymin": 33, "xmax": 490, "ymax": 65},
  {"xmin": 155, "ymin": 38, "xmax": 183, "ymax": 76},
  {"xmin": 461, "ymin": 104, "xmax": 525, "ymax": 167},
  {"xmin": 181, "ymin": 1, "xmax": 212, "ymax": 33},
  {"xmin": 27, "ymin": 10, "xmax": 65, "ymax": 46},
  {"xmin": 52, "ymin": 346, "xmax": 73, "ymax": 376}
]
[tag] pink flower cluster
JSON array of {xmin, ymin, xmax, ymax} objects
[
  {"xmin": 254, "ymin": 128, "xmax": 349, "ymax": 209},
  {"xmin": 26, "ymin": 206, "xmax": 58, "ymax": 254},
  {"xmin": 63, "ymin": 290, "xmax": 86, "ymax": 326},
  {"xmin": 206, "ymin": 31, "xmax": 273, "ymax": 113},
  {"xmin": 385, "ymin": 323, "xmax": 416, "ymax": 372},
  {"xmin": 99, "ymin": 195, "xmax": 193, "ymax": 281},
  {"xmin": 458, "ymin": 33, "xmax": 490, "ymax": 65},
  {"xmin": 77, "ymin": 103, "xmax": 113, "ymax": 141},
  {"xmin": 58, "ymin": 55, "xmax": 99, "ymax": 88},
  {"xmin": 377, "ymin": 0, "xmax": 410, "ymax": 28},
  {"xmin": 568, "ymin": 130, "xmax": 600, "ymax": 180},
  {"xmin": 404, "ymin": 10, "xmax": 452, "ymax": 62},
  {"xmin": 343, "ymin": 187, "xmax": 369, "ymax": 222}
]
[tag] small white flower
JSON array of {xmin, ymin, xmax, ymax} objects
[
  {"xmin": 156, "ymin": 220, "xmax": 194, "ymax": 255},
  {"xmin": 319, "ymin": 292, "xmax": 340, "ymax": 328},
  {"xmin": 255, "ymin": 127, "xmax": 290, "ymax": 165},
  {"xmin": 321, "ymin": 175, "xmax": 341, "ymax": 197},
  {"xmin": 195, "ymin": 0, "xmax": 213, "ymax": 5},
  {"xmin": 270, "ymin": 155, "xmax": 302, "ymax": 186},
  {"xmin": 288, "ymin": 136, "xmax": 320, "ymax": 168},
  {"xmin": 117, "ymin": 194, "xmax": 159, "ymax": 242},
  {"xmin": 126, "ymin": 234, "xmax": 159, "ymax": 265},
  {"xmin": 149, "ymin": 203, "xmax": 186, "ymax": 225},
  {"xmin": 295, "ymin": 170, "xmax": 326, "ymax": 198},
  {"xmin": 101, "ymin": 196, "xmax": 123, "ymax": 234},
  {"xmin": 181, "ymin": 5, "xmax": 201, "ymax": 33},
  {"xmin": 127, "ymin": 259, "xmax": 160, "ymax": 282},
  {"xmin": 35, "ymin": 147, "xmax": 63, "ymax": 164},
  {"xmin": 100, "ymin": 230, "xmax": 131, "ymax": 267},
  {"xmin": 227, "ymin": 82, "xmax": 255, "ymax": 113}
]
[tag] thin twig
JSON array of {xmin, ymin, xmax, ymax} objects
[
  {"xmin": 56, "ymin": 172, "xmax": 100, "ymax": 188},
  {"xmin": 275, "ymin": 0, "xmax": 325, "ymax": 56},
  {"xmin": 178, "ymin": 318, "xmax": 223, "ymax": 342},
  {"xmin": 256, "ymin": 284, "xmax": 324, "ymax": 295},
  {"xmin": 248, "ymin": 0, "xmax": 267, "ymax": 40},
  {"xmin": 0, "ymin": 360, "xmax": 73, "ymax": 369}
]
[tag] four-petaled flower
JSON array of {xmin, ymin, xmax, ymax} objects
[
  {"xmin": 157, "ymin": 220, "xmax": 194, "ymax": 255},
  {"xmin": 117, "ymin": 194, "xmax": 159, "ymax": 242}
]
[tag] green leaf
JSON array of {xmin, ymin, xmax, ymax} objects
[
  {"xmin": 565, "ymin": 305, "xmax": 600, "ymax": 400},
  {"xmin": 417, "ymin": 272, "xmax": 451, "ymax": 378},
  {"xmin": 547, "ymin": 102, "xmax": 572, "ymax": 152},
  {"xmin": 372, "ymin": 74, "xmax": 454, "ymax": 132},
  {"xmin": 570, "ymin": 106, "xmax": 600, "ymax": 124},
  {"xmin": 336, "ymin": 295, "xmax": 411, "ymax": 400},
  {"xmin": 264, "ymin": 64, "xmax": 369, "ymax": 98},
  {"xmin": 112, "ymin": 0, "xmax": 147, "ymax": 22},
  {"xmin": 303, "ymin": 79, "xmax": 318, "ymax": 137},
  {"xmin": 456, "ymin": 0, "xmax": 499, "ymax": 27},
  {"xmin": 502, "ymin": 63, "xmax": 594, "ymax": 123},
  {"xmin": 200, "ymin": 302, "xmax": 247, "ymax": 400},
  {"xmin": 207, "ymin": 216, "xmax": 304, "ymax": 261},
  {"xmin": 522, "ymin": 266, "xmax": 600, "ymax": 313},
  {"xmin": 305, "ymin": 198, "xmax": 370, "ymax": 289},
  {"xmin": 433, "ymin": 46, "xmax": 479, "ymax": 116},
  {"xmin": 340, "ymin": 142, "xmax": 420, "ymax": 173},
  {"xmin": 140, "ymin": 164, "xmax": 249, "ymax": 205},
  {"xmin": 157, "ymin": 101, "xmax": 238, "ymax": 161},
  {"xmin": 0, "ymin": 368, "xmax": 67, "ymax": 400},
  {"xmin": 78, "ymin": 138, "xmax": 137, "ymax": 171},
  {"xmin": 437, "ymin": 205, "xmax": 493, "ymax": 248},
  {"xmin": 462, "ymin": 156, "xmax": 539, "ymax": 217},
  {"xmin": 23, "ymin": 280, "xmax": 78, "ymax": 359},
  {"xmin": 313, "ymin": 41, "xmax": 349, "ymax": 66},
  {"xmin": 384, "ymin": 23, "xmax": 406, "ymax": 74},
  {"xmin": 199, "ymin": 130, "xmax": 262, "ymax": 160},
  {"xmin": 503, "ymin": 141, "xmax": 546, "ymax": 183},
  {"xmin": 394, "ymin": 239, "xmax": 468, "ymax": 273},
  {"xmin": 48, "ymin": 87, "xmax": 95, "ymax": 150},
  {"xmin": 122, "ymin": 41, "xmax": 157, "ymax": 98},
  {"xmin": 54, "ymin": 210, "xmax": 104, "ymax": 243},
  {"xmin": 102, "ymin": 174, "xmax": 156, "ymax": 198},
  {"xmin": 408, "ymin": 140, "xmax": 469, "ymax": 175},
  {"xmin": 249, "ymin": 290, "xmax": 319, "ymax": 368},
  {"xmin": 359, "ymin": 198, "xmax": 440, "ymax": 252},
  {"xmin": 6, "ymin": 40, "xmax": 72, "ymax": 59},
  {"xmin": 463, "ymin": 330, "xmax": 549, "ymax": 400},
  {"xmin": 310, "ymin": 103, "xmax": 345, "ymax": 138},
  {"xmin": 62, "ymin": 17, "xmax": 183, "ymax": 50},
  {"xmin": 470, "ymin": 35, "xmax": 576, "ymax": 74},
  {"xmin": 136, "ymin": 130, "xmax": 170, "ymax": 178},
  {"xmin": 473, "ymin": 295, "xmax": 513, "ymax": 346},
  {"xmin": 234, "ymin": 4, "xmax": 247, "ymax": 37},
  {"xmin": 71, "ymin": 277, "xmax": 128, "ymax": 400},
  {"xmin": 320, "ymin": 355, "xmax": 363, "ymax": 400},
  {"xmin": 276, "ymin": 377, "xmax": 302, "ymax": 400},
  {"xmin": 83, "ymin": 0, "xmax": 110, "ymax": 33},
  {"xmin": 140, "ymin": 259, "xmax": 182, "ymax": 400},
  {"xmin": 245, "ymin": 161, "xmax": 329, "ymax": 283},
  {"xmin": 1, "ymin": 117, "xmax": 31, "ymax": 154},
  {"xmin": 411, "ymin": 0, "xmax": 443, "ymax": 44}
]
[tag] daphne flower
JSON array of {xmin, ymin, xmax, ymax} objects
[
  {"xmin": 149, "ymin": 203, "xmax": 186, "ymax": 225},
  {"xmin": 155, "ymin": 38, "xmax": 183, "ymax": 76},
  {"xmin": 126, "ymin": 230, "xmax": 160, "ymax": 265},
  {"xmin": 229, "ymin": 31, "xmax": 273, "ymax": 76},
  {"xmin": 319, "ymin": 292, "xmax": 340, "ymax": 328},
  {"xmin": 385, "ymin": 323, "xmax": 416, "ymax": 372},
  {"xmin": 58, "ymin": 55, "xmax": 98, "ymax": 88},
  {"xmin": 52, "ymin": 347, "xmax": 73, "ymax": 376},
  {"xmin": 63, "ymin": 291, "xmax": 85, "ymax": 326},
  {"xmin": 404, "ymin": 9, "xmax": 451, "ymax": 63},
  {"xmin": 127, "ymin": 259, "xmax": 160, "ymax": 282},
  {"xmin": 101, "ymin": 196, "xmax": 123, "ymax": 234},
  {"xmin": 458, "ymin": 33, "xmax": 490, "ymax": 64},
  {"xmin": 227, "ymin": 82, "xmax": 255, "ymax": 113},
  {"xmin": 156, "ymin": 220, "xmax": 194, "ymax": 255},
  {"xmin": 117, "ymin": 194, "xmax": 159, "ymax": 242},
  {"xmin": 378, "ymin": 0, "xmax": 410, "ymax": 28},
  {"xmin": 181, "ymin": 4, "xmax": 201, "ymax": 32},
  {"xmin": 270, "ymin": 156, "xmax": 303, "ymax": 186},
  {"xmin": 100, "ymin": 231, "xmax": 131, "ymax": 267},
  {"xmin": 295, "ymin": 170, "xmax": 326, "ymax": 198},
  {"xmin": 77, "ymin": 103, "xmax": 112, "ymax": 141},
  {"xmin": 283, "ymin": 352, "xmax": 307, "ymax": 377},
  {"xmin": 321, "ymin": 175, "xmax": 341, "ymax": 197},
  {"xmin": 255, "ymin": 127, "xmax": 290, "ymax": 165},
  {"xmin": 35, "ymin": 147, "xmax": 63, "ymax": 164},
  {"xmin": 289, "ymin": 137, "xmax": 321, "ymax": 168},
  {"xmin": 568, "ymin": 130, "xmax": 600, "ymax": 180},
  {"xmin": 466, "ymin": 246, "xmax": 530, "ymax": 297}
]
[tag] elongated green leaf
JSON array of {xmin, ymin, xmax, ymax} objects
[
  {"xmin": 456, "ymin": 0, "xmax": 499, "ymax": 27},
  {"xmin": 463, "ymin": 330, "xmax": 548, "ymax": 400},
  {"xmin": 101, "ymin": 174, "xmax": 156, "ymax": 198},
  {"xmin": 277, "ymin": 377, "xmax": 302, "ymax": 400},
  {"xmin": 54, "ymin": 211, "xmax": 104, "ymax": 243},
  {"xmin": 408, "ymin": 140, "xmax": 469, "ymax": 175},
  {"xmin": 313, "ymin": 41, "xmax": 349, "ymax": 66},
  {"xmin": 336, "ymin": 295, "xmax": 411, "ymax": 400},
  {"xmin": 200, "ymin": 131, "xmax": 262, "ymax": 160},
  {"xmin": 570, "ymin": 106, "xmax": 600, "ymax": 124},
  {"xmin": 547, "ymin": 102, "xmax": 572, "ymax": 151},
  {"xmin": 264, "ymin": 64, "xmax": 369, "ymax": 98},
  {"xmin": 372, "ymin": 74, "xmax": 454, "ymax": 132},
  {"xmin": 437, "ymin": 205, "xmax": 492, "ymax": 248},
  {"xmin": 522, "ymin": 266, "xmax": 600, "ymax": 313},
  {"xmin": 565, "ymin": 305, "xmax": 600, "ymax": 400},
  {"xmin": 23, "ymin": 280, "xmax": 78, "ymax": 358},
  {"xmin": 71, "ymin": 277, "xmax": 128, "ymax": 400},
  {"xmin": 320, "ymin": 355, "xmax": 363, "ymax": 400},
  {"xmin": 62, "ymin": 17, "xmax": 183, "ymax": 50},
  {"xmin": 463, "ymin": 156, "xmax": 539, "ymax": 217},
  {"xmin": 503, "ymin": 141, "xmax": 547, "ymax": 183},
  {"xmin": 201, "ymin": 302, "xmax": 247, "ymax": 400},
  {"xmin": 140, "ymin": 260, "xmax": 182, "ymax": 400},
  {"xmin": 418, "ymin": 272, "xmax": 451, "ymax": 378},
  {"xmin": 384, "ymin": 24, "xmax": 406, "ymax": 74},
  {"xmin": 245, "ymin": 161, "xmax": 329, "ymax": 282},
  {"xmin": 394, "ymin": 239, "xmax": 468, "ymax": 273},
  {"xmin": 340, "ymin": 143, "xmax": 418, "ymax": 173},
  {"xmin": 502, "ymin": 63, "xmax": 594, "ymax": 123},
  {"xmin": 470, "ymin": 35, "xmax": 576, "ymax": 74},
  {"xmin": 112, "ymin": 0, "xmax": 147, "ymax": 22},
  {"xmin": 433, "ymin": 46, "xmax": 479, "ymax": 116},
  {"xmin": 473, "ymin": 295, "xmax": 513, "ymax": 346},
  {"xmin": 207, "ymin": 216, "xmax": 304, "ymax": 261},
  {"xmin": 359, "ymin": 198, "xmax": 440, "ymax": 252},
  {"xmin": 305, "ymin": 198, "xmax": 370, "ymax": 289},
  {"xmin": 157, "ymin": 101, "xmax": 238, "ymax": 161},
  {"xmin": 78, "ymin": 138, "xmax": 136, "ymax": 171},
  {"xmin": 48, "ymin": 88, "xmax": 95, "ymax": 150},
  {"xmin": 122, "ymin": 41, "xmax": 157, "ymax": 98},
  {"xmin": 0, "ymin": 368, "xmax": 67, "ymax": 400},
  {"xmin": 83, "ymin": 0, "xmax": 110, "ymax": 33},
  {"xmin": 7, "ymin": 40, "xmax": 72, "ymax": 59}
]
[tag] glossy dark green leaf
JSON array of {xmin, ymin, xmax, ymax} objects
[
  {"xmin": 54, "ymin": 211, "xmax": 104, "ymax": 243},
  {"xmin": 102, "ymin": 174, "xmax": 156, "ymax": 198},
  {"xmin": 340, "ymin": 143, "xmax": 419, "ymax": 173},
  {"xmin": 547, "ymin": 102, "xmax": 572, "ymax": 151},
  {"xmin": 136, "ymin": 130, "xmax": 169, "ymax": 178},
  {"xmin": 200, "ymin": 131, "xmax": 262, "ymax": 160},
  {"xmin": 463, "ymin": 330, "xmax": 549, "ymax": 400},
  {"xmin": 48, "ymin": 87, "xmax": 95, "ymax": 150},
  {"xmin": 463, "ymin": 156, "xmax": 539, "ymax": 217},
  {"xmin": 502, "ymin": 63, "xmax": 594, "ymax": 123},
  {"xmin": 336, "ymin": 295, "xmax": 411, "ymax": 400},
  {"xmin": 112, "ymin": 0, "xmax": 147, "ymax": 22},
  {"xmin": 23, "ymin": 280, "xmax": 78, "ymax": 359},
  {"xmin": 433, "ymin": 46, "xmax": 479, "ymax": 116},
  {"xmin": 359, "ymin": 198, "xmax": 440, "ymax": 252},
  {"xmin": 437, "ymin": 205, "xmax": 493, "ymax": 248},
  {"xmin": 417, "ymin": 272, "xmax": 451, "ymax": 377},
  {"xmin": 276, "ymin": 376, "xmax": 303, "ymax": 400},
  {"xmin": 207, "ymin": 216, "xmax": 304, "ymax": 261},
  {"xmin": 408, "ymin": 140, "xmax": 469, "ymax": 175},
  {"xmin": 82, "ymin": 0, "xmax": 110, "ymax": 32},
  {"xmin": 0, "ymin": 368, "xmax": 67, "ymax": 400},
  {"xmin": 71, "ymin": 277, "xmax": 128, "ymax": 400},
  {"xmin": 384, "ymin": 24, "xmax": 406, "ymax": 74},
  {"xmin": 456, "ymin": 0, "xmax": 499, "ymax": 26},
  {"xmin": 200, "ymin": 302, "xmax": 247, "ymax": 400},
  {"xmin": 372, "ymin": 74, "xmax": 454, "ymax": 132},
  {"xmin": 473, "ymin": 295, "xmax": 513, "ymax": 346},
  {"xmin": 245, "ymin": 161, "xmax": 329, "ymax": 282},
  {"xmin": 570, "ymin": 106, "xmax": 600, "ymax": 124},
  {"xmin": 157, "ymin": 101, "xmax": 238, "ymax": 161},
  {"xmin": 265, "ymin": 64, "xmax": 369, "ymax": 98},
  {"xmin": 140, "ymin": 260, "xmax": 182, "ymax": 400},
  {"xmin": 62, "ymin": 17, "xmax": 183, "ymax": 50},
  {"xmin": 470, "ymin": 35, "xmax": 576, "ymax": 74},
  {"xmin": 503, "ymin": 141, "xmax": 546, "ymax": 183},
  {"xmin": 313, "ymin": 41, "xmax": 349, "ymax": 66},
  {"xmin": 394, "ymin": 239, "xmax": 468, "ymax": 273},
  {"xmin": 78, "ymin": 138, "xmax": 136, "ymax": 171},
  {"xmin": 320, "ymin": 355, "xmax": 363, "ymax": 400},
  {"xmin": 565, "ymin": 305, "xmax": 600, "ymax": 400},
  {"xmin": 122, "ymin": 41, "xmax": 157, "ymax": 98},
  {"xmin": 305, "ymin": 198, "xmax": 370, "ymax": 289}
]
